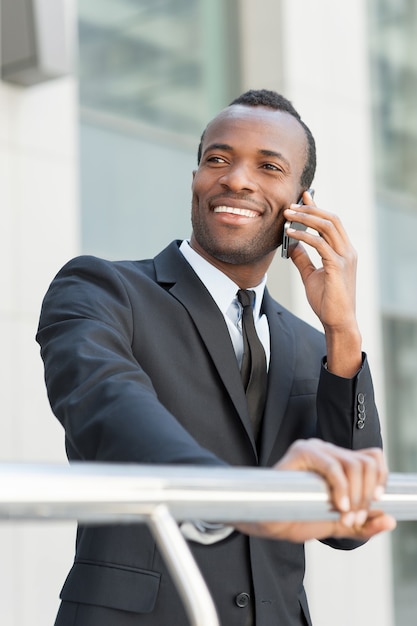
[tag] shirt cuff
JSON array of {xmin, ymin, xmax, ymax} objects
[{"xmin": 180, "ymin": 520, "xmax": 234, "ymax": 544}]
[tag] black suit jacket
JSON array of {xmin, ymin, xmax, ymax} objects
[{"xmin": 37, "ymin": 241, "xmax": 382, "ymax": 626}]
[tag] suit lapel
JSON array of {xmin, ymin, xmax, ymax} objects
[
  {"xmin": 259, "ymin": 291, "xmax": 296, "ymax": 464},
  {"xmin": 153, "ymin": 242, "xmax": 255, "ymax": 448}
]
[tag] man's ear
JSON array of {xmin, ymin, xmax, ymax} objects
[{"xmin": 192, "ymin": 170, "xmax": 196, "ymax": 180}]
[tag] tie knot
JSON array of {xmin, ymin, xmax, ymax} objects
[{"xmin": 237, "ymin": 289, "xmax": 255, "ymax": 309}]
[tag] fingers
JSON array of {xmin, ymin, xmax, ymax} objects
[
  {"xmin": 332, "ymin": 510, "xmax": 397, "ymax": 540},
  {"xmin": 235, "ymin": 511, "xmax": 396, "ymax": 544},
  {"xmin": 276, "ymin": 439, "xmax": 349, "ymax": 512},
  {"xmin": 334, "ymin": 443, "xmax": 387, "ymax": 516},
  {"xmin": 235, "ymin": 440, "xmax": 394, "ymax": 544},
  {"xmin": 234, "ymin": 519, "xmax": 339, "ymax": 543},
  {"xmin": 283, "ymin": 192, "xmax": 356, "ymax": 261},
  {"xmin": 282, "ymin": 194, "xmax": 359, "ymax": 337},
  {"xmin": 275, "ymin": 439, "xmax": 388, "ymax": 525}
]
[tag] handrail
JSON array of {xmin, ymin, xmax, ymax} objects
[
  {"xmin": 1, "ymin": 463, "xmax": 416, "ymax": 521},
  {"xmin": 0, "ymin": 463, "xmax": 415, "ymax": 626}
]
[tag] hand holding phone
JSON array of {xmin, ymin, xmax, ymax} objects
[{"xmin": 281, "ymin": 189, "xmax": 314, "ymax": 259}]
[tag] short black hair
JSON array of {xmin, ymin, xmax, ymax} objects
[{"xmin": 197, "ymin": 89, "xmax": 316, "ymax": 189}]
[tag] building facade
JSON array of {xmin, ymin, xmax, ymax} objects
[{"xmin": 1, "ymin": 1, "xmax": 416, "ymax": 624}]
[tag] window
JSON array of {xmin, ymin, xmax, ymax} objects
[
  {"xmin": 368, "ymin": 2, "xmax": 417, "ymax": 624},
  {"xmin": 368, "ymin": 0, "xmax": 417, "ymax": 204},
  {"xmin": 382, "ymin": 316, "xmax": 417, "ymax": 626},
  {"xmin": 78, "ymin": 0, "xmax": 241, "ymax": 260},
  {"xmin": 78, "ymin": 0, "xmax": 241, "ymax": 136}
]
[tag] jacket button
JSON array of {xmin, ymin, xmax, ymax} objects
[{"xmin": 235, "ymin": 592, "xmax": 250, "ymax": 608}]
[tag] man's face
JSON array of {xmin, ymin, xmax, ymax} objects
[{"xmin": 191, "ymin": 105, "xmax": 308, "ymax": 266}]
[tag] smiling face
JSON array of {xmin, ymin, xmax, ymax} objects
[{"xmin": 190, "ymin": 105, "xmax": 308, "ymax": 280}]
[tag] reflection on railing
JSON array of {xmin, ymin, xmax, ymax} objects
[{"xmin": 0, "ymin": 464, "xmax": 416, "ymax": 626}]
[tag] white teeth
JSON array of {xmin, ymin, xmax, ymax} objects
[{"xmin": 213, "ymin": 206, "xmax": 258, "ymax": 218}]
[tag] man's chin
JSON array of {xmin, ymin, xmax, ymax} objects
[
  {"xmin": 191, "ymin": 226, "xmax": 280, "ymax": 266},
  {"xmin": 210, "ymin": 243, "xmax": 279, "ymax": 266}
]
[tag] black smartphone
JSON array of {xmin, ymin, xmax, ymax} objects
[{"xmin": 281, "ymin": 189, "xmax": 314, "ymax": 259}]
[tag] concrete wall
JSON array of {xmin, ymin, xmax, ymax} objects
[{"xmin": 0, "ymin": 2, "xmax": 79, "ymax": 618}]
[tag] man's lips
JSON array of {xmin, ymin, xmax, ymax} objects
[{"xmin": 213, "ymin": 205, "xmax": 260, "ymax": 218}]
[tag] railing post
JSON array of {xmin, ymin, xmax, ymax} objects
[{"xmin": 148, "ymin": 504, "xmax": 220, "ymax": 626}]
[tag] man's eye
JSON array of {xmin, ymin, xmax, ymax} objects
[
  {"xmin": 207, "ymin": 156, "xmax": 226, "ymax": 164},
  {"xmin": 262, "ymin": 163, "xmax": 281, "ymax": 171}
]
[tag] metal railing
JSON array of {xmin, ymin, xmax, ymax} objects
[{"xmin": 1, "ymin": 463, "xmax": 416, "ymax": 626}]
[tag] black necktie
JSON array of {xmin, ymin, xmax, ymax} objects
[{"xmin": 237, "ymin": 289, "xmax": 267, "ymax": 438}]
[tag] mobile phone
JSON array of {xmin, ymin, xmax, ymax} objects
[{"xmin": 281, "ymin": 189, "xmax": 314, "ymax": 259}]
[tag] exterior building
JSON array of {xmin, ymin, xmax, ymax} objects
[{"xmin": 1, "ymin": 1, "xmax": 416, "ymax": 624}]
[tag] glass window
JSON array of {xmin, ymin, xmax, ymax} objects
[
  {"xmin": 382, "ymin": 317, "xmax": 417, "ymax": 626},
  {"xmin": 78, "ymin": 0, "xmax": 241, "ymax": 137},
  {"xmin": 78, "ymin": 0, "xmax": 241, "ymax": 260},
  {"xmin": 368, "ymin": 0, "xmax": 417, "ymax": 205},
  {"xmin": 368, "ymin": 2, "xmax": 417, "ymax": 625}
]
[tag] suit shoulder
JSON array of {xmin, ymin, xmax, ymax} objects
[
  {"xmin": 38, "ymin": 254, "xmax": 160, "ymax": 337},
  {"xmin": 51, "ymin": 254, "xmax": 156, "ymax": 285},
  {"xmin": 40, "ymin": 255, "xmax": 157, "ymax": 320}
]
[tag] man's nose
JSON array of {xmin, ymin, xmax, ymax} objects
[{"xmin": 218, "ymin": 163, "xmax": 257, "ymax": 192}]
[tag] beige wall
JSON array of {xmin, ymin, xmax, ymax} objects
[{"xmin": 0, "ymin": 21, "xmax": 79, "ymax": 624}]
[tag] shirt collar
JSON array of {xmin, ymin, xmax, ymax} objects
[{"xmin": 179, "ymin": 240, "xmax": 267, "ymax": 318}]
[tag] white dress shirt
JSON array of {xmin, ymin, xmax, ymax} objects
[{"xmin": 179, "ymin": 240, "xmax": 270, "ymax": 368}]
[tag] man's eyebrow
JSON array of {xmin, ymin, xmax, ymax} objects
[
  {"xmin": 202, "ymin": 143, "xmax": 233, "ymax": 155},
  {"xmin": 259, "ymin": 149, "xmax": 291, "ymax": 169}
]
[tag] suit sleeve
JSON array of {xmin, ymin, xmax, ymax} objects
[
  {"xmin": 315, "ymin": 355, "xmax": 383, "ymax": 550},
  {"xmin": 316, "ymin": 355, "xmax": 382, "ymax": 450},
  {"xmin": 36, "ymin": 256, "xmax": 226, "ymax": 467}
]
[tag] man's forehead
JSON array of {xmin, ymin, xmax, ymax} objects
[
  {"xmin": 201, "ymin": 105, "xmax": 307, "ymax": 165},
  {"xmin": 203, "ymin": 105, "xmax": 306, "ymax": 147}
]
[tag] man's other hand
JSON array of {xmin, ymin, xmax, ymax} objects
[{"xmin": 235, "ymin": 439, "xmax": 396, "ymax": 543}]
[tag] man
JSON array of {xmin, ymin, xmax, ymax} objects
[{"xmin": 37, "ymin": 89, "xmax": 395, "ymax": 626}]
